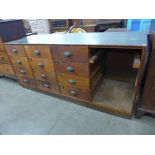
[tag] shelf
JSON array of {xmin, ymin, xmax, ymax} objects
[
  {"xmin": 139, "ymin": 105, "xmax": 155, "ymax": 114},
  {"xmin": 93, "ymin": 78, "xmax": 135, "ymax": 114}
]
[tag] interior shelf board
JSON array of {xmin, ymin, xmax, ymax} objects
[
  {"xmin": 92, "ymin": 78, "xmax": 135, "ymax": 114},
  {"xmin": 139, "ymin": 105, "xmax": 155, "ymax": 114}
]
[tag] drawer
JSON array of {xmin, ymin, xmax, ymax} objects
[
  {"xmin": 0, "ymin": 44, "xmax": 5, "ymax": 51},
  {"xmin": 60, "ymin": 87, "xmax": 91, "ymax": 101},
  {"xmin": 54, "ymin": 61, "xmax": 90, "ymax": 77},
  {"xmin": 0, "ymin": 64, "xmax": 15, "ymax": 75},
  {"xmin": 51, "ymin": 45, "xmax": 89, "ymax": 62},
  {"xmin": 37, "ymin": 80, "xmax": 59, "ymax": 94},
  {"xmin": 29, "ymin": 57, "xmax": 55, "ymax": 73},
  {"xmin": 58, "ymin": 73, "xmax": 90, "ymax": 90},
  {"xmin": 0, "ymin": 52, "xmax": 10, "ymax": 64},
  {"xmin": 0, "ymin": 38, "xmax": 5, "ymax": 51},
  {"xmin": 17, "ymin": 75, "xmax": 37, "ymax": 89},
  {"xmin": 5, "ymin": 45, "xmax": 26, "ymax": 57},
  {"xmin": 33, "ymin": 71, "xmax": 57, "ymax": 83},
  {"xmin": 10, "ymin": 56, "xmax": 33, "ymax": 77},
  {"xmin": 24, "ymin": 45, "xmax": 52, "ymax": 59}
]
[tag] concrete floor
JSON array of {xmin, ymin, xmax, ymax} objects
[{"xmin": 0, "ymin": 78, "xmax": 155, "ymax": 135}]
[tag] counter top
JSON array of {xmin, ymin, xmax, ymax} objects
[{"xmin": 4, "ymin": 32, "xmax": 147, "ymax": 47}]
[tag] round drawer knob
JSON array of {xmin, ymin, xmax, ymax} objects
[
  {"xmin": 0, "ymin": 56, "xmax": 3, "ymax": 60},
  {"xmin": 38, "ymin": 63, "xmax": 44, "ymax": 67},
  {"xmin": 12, "ymin": 49, "xmax": 17, "ymax": 53},
  {"xmin": 20, "ymin": 69, "xmax": 26, "ymax": 74},
  {"xmin": 23, "ymin": 79, "xmax": 29, "ymax": 83},
  {"xmin": 68, "ymin": 79, "xmax": 76, "ymax": 85},
  {"xmin": 66, "ymin": 66, "xmax": 74, "ymax": 72},
  {"xmin": 64, "ymin": 51, "xmax": 72, "ymax": 57},
  {"xmin": 16, "ymin": 60, "xmax": 22, "ymax": 64},
  {"xmin": 70, "ymin": 90, "xmax": 77, "ymax": 96},
  {"xmin": 41, "ymin": 73, "xmax": 47, "ymax": 78},
  {"xmin": 34, "ymin": 49, "xmax": 40, "ymax": 56},
  {"xmin": 43, "ymin": 83, "xmax": 50, "ymax": 88}
]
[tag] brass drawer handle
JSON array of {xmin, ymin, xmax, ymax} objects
[
  {"xmin": 41, "ymin": 73, "xmax": 47, "ymax": 78},
  {"xmin": 64, "ymin": 51, "xmax": 72, "ymax": 57},
  {"xmin": 23, "ymin": 79, "xmax": 29, "ymax": 83},
  {"xmin": 70, "ymin": 90, "xmax": 77, "ymax": 96},
  {"xmin": 16, "ymin": 60, "xmax": 22, "ymax": 64},
  {"xmin": 68, "ymin": 79, "xmax": 76, "ymax": 85},
  {"xmin": 12, "ymin": 48, "xmax": 17, "ymax": 53},
  {"xmin": 38, "ymin": 62, "xmax": 44, "ymax": 67},
  {"xmin": 43, "ymin": 83, "xmax": 50, "ymax": 88},
  {"xmin": 34, "ymin": 49, "xmax": 40, "ymax": 56},
  {"xmin": 66, "ymin": 66, "xmax": 74, "ymax": 72},
  {"xmin": 0, "ymin": 56, "xmax": 3, "ymax": 60},
  {"xmin": 20, "ymin": 69, "xmax": 26, "ymax": 74}
]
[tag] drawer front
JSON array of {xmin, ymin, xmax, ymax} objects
[
  {"xmin": 0, "ymin": 44, "xmax": 5, "ymax": 51},
  {"xmin": 0, "ymin": 38, "xmax": 5, "ymax": 51},
  {"xmin": 60, "ymin": 87, "xmax": 91, "ymax": 101},
  {"xmin": 37, "ymin": 80, "xmax": 59, "ymax": 94},
  {"xmin": 0, "ymin": 64, "xmax": 15, "ymax": 75},
  {"xmin": 33, "ymin": 71, "xmax": 57, "ymax": 83},
  {"xmin": 0, "ymin": 52, "xmax": 10, "ymax": 64},
  {"xmin": 24, "ymin": 45, "xmax": 52, "ymax": 59},
  {"xmin": 29, "ymin": 58, "xmax": 55, "ymax": 73},
  {"xmin": 58, "ymin": 73, "xmax": 90, "ymax": 90},
  {"xmin": 51, "ymin": 45, "xmax": 89, "ymax": 62},
  {"xmin": 17, "ymin": 75, "xmax": 37, "ymax": 89},
  {"xmin": 5, "ymin": 45, "xmax": 26, "ymax": 57},
  {"xmin": 54, "ymin": 61, "xmax": 90, "ymax": 77},
  {"xmin": 10, "ymin": 56, "xmax": 33, "ymax": 77}
]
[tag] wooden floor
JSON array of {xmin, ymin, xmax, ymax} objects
[{"xmin": 93, "ymin": 78, "xmax": 134, "ymax": 114}]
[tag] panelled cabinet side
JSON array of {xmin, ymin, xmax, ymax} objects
[
  {"xmin": 132, "ymin": 47, "xmax": 148, "ymax": 114},
  {"xmin": 140, "ymin": 36, "xmax": 155, "ymax": 112},
  {"xmin": 136, "ymin": 20, "xmax": 155, "ymax": 117}
]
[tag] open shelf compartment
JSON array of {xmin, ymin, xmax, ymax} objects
[{"xmin": 90, "ymin": 47, "xmax": 142, "ymax": 115}]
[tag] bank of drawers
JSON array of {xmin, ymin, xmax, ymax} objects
[
  {"xmin": 5, "ymin": 44, "xmax": 102, "ymax": 101},
  {"xmin": 5, "ymin": 45, "xmax": 36, "ymax": 88},
  {"xmin": 51, "ymin": 45, "xmax": 102, "ymax": 101},
  {"xmin": 5, "ymin": 44, "xmax": 59, "ymax": 94},
  {"xmin": 0, "ymin": 39, "xmax": 15, "ymax": 76},
  {"xmin": 25, "ymin": 45, "xmax": 59, "ymax": 94}
]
